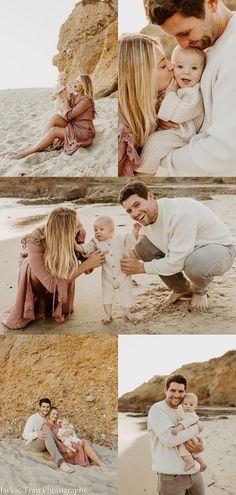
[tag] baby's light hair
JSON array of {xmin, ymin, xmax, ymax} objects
[
  {"xmin": 57, "ymin": 71, "xmax": 67, "ymax": 81},
  {"xmin": 171, "ymin": 45, "xmax": 206, "ymax": 70},
  {"xmin": 184, "ymin": 392, "xmax": 198, "ymax": 404},
  {"xmin": 94, "ymin": 215, "xmax": 115, "ymax": 231}
]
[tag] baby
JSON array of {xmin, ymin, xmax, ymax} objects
[
  {"xmin": 57, "ymin": 418, "xmax": 82, "ymax": 453},
  {"xmin": 75, "ymin": 215, "xmax": 140, "ymax": 323},
  {"xmin": 171, "ymin": 392, "xmax": 207, "ymax": 472},
  {"xmin": 138, "ymin": 45, "xmax": 206, "ymax": 175},
  {"xmin": 50, "ymin": 71, "xmax": 68, "ymax": 117}
]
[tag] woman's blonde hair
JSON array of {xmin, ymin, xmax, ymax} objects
[
  {"xmin": 77, "ymin": 74, "xmax": 94, "ymax": 99},
  {"xmin": 44, "ymin": 207, "xmax": 79, "ymax": 280},
  {"xmin": 119, "ymin": 34, "xmax": 161, "ymax": 147}
]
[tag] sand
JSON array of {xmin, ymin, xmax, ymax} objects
[
  {"xmin": 0, "ymin": 88, "xmax": 117, "ymax": 177},
  {"xmin": 0, "ymin": 194, "xmax": 235, "ymax": 334},
  {"xmin": 118, "ymin": 411, "xmax": 236, "ymax": 495},
  {"xmin": 0, "ymin": 438, "xmax": 117, "ymax": 494}
]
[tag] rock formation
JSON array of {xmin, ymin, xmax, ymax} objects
[
  {"xmin": 0, "ymin": 335, "xmax": 117, "ymax": 446},
  {"xmin": 53, "ymin": 0, "xmax": 117, "ymax": 98},
  {"xmin": 119, "ymin": 351, "xmax": 236, "ymax": 413}
]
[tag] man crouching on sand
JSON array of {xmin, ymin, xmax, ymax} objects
[
  {"xmin": 23, "ymin": 397, "xmax": 74, "ymax": 473},
  {"xmin": 119, "ymin": 181, "xmax": 235, "ymax": 311}
]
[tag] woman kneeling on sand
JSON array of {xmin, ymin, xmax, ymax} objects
[
  {"xmin": 14, "ymin": 74, "xmax": 96, "ymax": 159},
  {"xmin": 42, "ymin": 407, "xmax": 104, "ymax": 467},
  {"xmin": 1, "ymin": 207, "xmax": 105, "ymax": 329}
]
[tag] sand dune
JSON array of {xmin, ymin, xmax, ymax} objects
[
  {"xmin": 0, "ymin": 89, "xmax": 117, "ymax": 177},
  {"xmin": 0, "ymin": 438, "xmax": 117, "ymax": 494}
]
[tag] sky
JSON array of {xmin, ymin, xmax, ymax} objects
[
  {"xmin": 118, "ymin": 335, "xmax": 236, "ymax": 396},
  {"xmin": 0, "ymin": 0, "xmax": 77, "ymax": 90},
  {"xmin": 119, "ymin": 0, "xmax": 147, "ymax": 35}
]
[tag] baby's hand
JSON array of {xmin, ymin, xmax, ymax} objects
[
  {"xmin": 198, "ymin": 421, "xmax": 204, "ymax": 433},
  {"xmin": 165, "ymin": 77, "xmax": 179, "ymax": 94},
  {"xmin": 171, "ymin": 424, "xmax": 184, "ymax": 435},
  {"xmin": 133, "ymin": 222, "xmax": 142, "ymax": 239}
]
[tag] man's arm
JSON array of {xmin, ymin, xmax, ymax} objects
[
  {"xmin": 148, "ymin": 406, "xmax": 200, "ymax": 448},
  {"xmin": 23, "ymin": 416, "xmax": 40, "ymax": 442}
]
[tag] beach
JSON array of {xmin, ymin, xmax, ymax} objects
[
  {"xmin": 118, "ymin": 411, "xmax": 236, "ymax": 495},
  {"xmin": 0, "ymin": 438, "xmax": 117, "ymax": 494},
  {"xmin": 0, "ymin": 194, "xmax": 235, "ymax": 334},
  {"xmin": 0, "ymin": 89, "xmax": 117, "ymax": 177}
]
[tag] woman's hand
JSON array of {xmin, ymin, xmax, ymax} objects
[
  {"xmin": 158, "ymin": 119, "xmax": 179, "ymax": 130},
  {"xmin": 165, "ymin": 76, "xmax": 179, "ymax": 94},
  {"xmin": 85, "ymin": 250, "xmax": 107, "ymax": 270},
  {"xmin": 66, "ymin": 448, "xmax": 75, "ymax": 458}
]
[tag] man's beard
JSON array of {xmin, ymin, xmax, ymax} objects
[{"xmin": 190, "ymin": 35, "xmax": 213, "ymax": 50}]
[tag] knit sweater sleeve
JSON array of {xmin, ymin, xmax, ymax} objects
[
  {"xmin": 144, "ymin": 208, "xmax": 197, "ymax": 276},
  {"xmin": 148, "ymin": 405, "xmax": 199, "ymax": 448},
  {"xmin": 158, "ymin": 85, "xmax": 202, "ymax": 123}
]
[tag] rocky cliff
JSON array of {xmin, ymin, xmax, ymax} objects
[
  {"xmin": 119, "ymin": 351, "xmax": 236, "ymax": 413},
  {"xmin": 0, "ymin": 335, "xmax": 117, "ymax": 447},
  {"xmin": 53, "ymin": 0, "xmax": 117, "ymax": 98}
]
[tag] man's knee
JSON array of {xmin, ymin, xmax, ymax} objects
[{"xmin": 135, "ymin": 236, "xmax": 164, "ymax": 262}]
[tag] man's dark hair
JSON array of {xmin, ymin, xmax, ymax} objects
[
  {"xmin": 165, "ymin": 374, "xmax": 187, "ymax": 390},
  {"xmin": 118, "ymin": 181, "xmax": 152, "ymax": 204},
  {"xmin": 144, "ymin": 0, "xmax": 206, "ymax": 25},
  {"xmin": 39, "ymin": 398, "xmax": 51, "ymax": 407}
]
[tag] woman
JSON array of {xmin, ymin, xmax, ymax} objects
[
  {"xmin": 42, "ymin": 407, "xmax": 104, "ymax": 467},
  {"xmin": 118, "ymin": 34, "xmax": 173, "ymax": 176},
  {"xmin": 14, "ymin": 74, "xmax": 96, "ymax": 159},
  {"xmin": 1, "ymin": 207, "xmax": 105, "ymax": 329}
]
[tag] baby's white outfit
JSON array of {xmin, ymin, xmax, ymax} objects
[
  {"xmin": 137, "ymin": 83, "xmax": 204, "ymax": 175},
  {"xmin": 176, "ymin": 405, "xmax": 200, "ymax": 460},
  {"xmin": 50, "ymin": 83, "xmax": 66, "ymax": 117},
  {"xmin": 79, "ymin": 233, "xmax": 136, "ymax": 307},
  {"xmin": 58, "ymin": 427, "xmax": 81, "ymax": 448}
]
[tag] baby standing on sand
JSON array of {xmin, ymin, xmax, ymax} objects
[
  {"xmin": 137, "ymin": 46, "xmax": 206, "ymax": 175},
  {"xmin": 76, "ymin": 215, "xmax": 140, "ymax": 323},
  {"xmin": 171, "ymin": 392, "xmax": 207, "ymax": 472}
]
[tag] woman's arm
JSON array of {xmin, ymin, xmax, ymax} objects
[
  {"xmin": 69, "ymin": 250, "xmax": 106, "ymax": 283},
  {"xmin": 65, "ymin": 97, "xmax": 91, "ymax": 121}
]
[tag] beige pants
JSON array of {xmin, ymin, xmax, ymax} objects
[{"xmin": 157, "ymin": 472, "xmax": 205, "ymax": 495}]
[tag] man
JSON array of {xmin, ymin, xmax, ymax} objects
[
  {"xmin": 23, "ymin": 397, "xmax": 74, "ymax": 474},
  {"xmin": 144, "ymin": 0, "xmax": 236, "ymax": 176},
  {"xmin": 119, "ymin": 181, "xmax": 235, "ymax": 310},
  {"xmin": 148, "ymin": 374, "xmax": 205, "ymax": 495}
]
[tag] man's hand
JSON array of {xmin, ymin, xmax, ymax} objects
[
  {"xmin": 120, "ymin": 257, "xmax": 145, "ymax": 275},
  {"xmin": 184, "ymin": 437, "xmax": 204, "ymax": 454},
  {"xmin": 198, "ymin": 421, "xmax": 204, "ymax": 433},
  {"xmin": 37, "ymin": 430, "xmax": 47, "ymax": 440}
]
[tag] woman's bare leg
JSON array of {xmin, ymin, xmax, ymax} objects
[
  {"xmin": 42, "ymin": 114, "xmax": 67, "ymax": 136},
  {"xmin": 30, "ymin": 271, "xmax": 47, "ymax": 319},
  {"xmin": 83, "ymin": 440, "xmax": 105, "ymax": 467},
  {"xmin": 13, "ymin": 127, "xmax": 65, "ymax": 159}
]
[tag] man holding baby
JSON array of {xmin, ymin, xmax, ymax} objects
[{"xmin": 148, "ymin": 374, "xmax": 205, "ymax": 494}]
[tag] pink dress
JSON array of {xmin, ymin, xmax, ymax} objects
[
  {"xmin": 1, "ymin": 228, "xmax": 75, "ymax": 329},
  {"xmin": 60, "ymin": 94, "xmax": 96, "ymax": 155},
  {"xmin": 42, "ymin": 423, "xmax": 90, "ymax": 467},
  {"xmin": 118, "ymin": 119, "xmax": 141, "ymax": 176}
]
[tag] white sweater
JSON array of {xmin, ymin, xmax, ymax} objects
[
  {"xmin": 159, "ymin": 14, "xmax": 236, "ymax": 176},
  {"xmin": 141, "ymin": 198, "xmax": 234, "ymax": 276},
  {"xmin": 148, "ymin": 400, "xmax": 200, "ymax": 474},
  {"xmin": 23, "ymin": 412, "xmax": 45, "ymax": 444}
]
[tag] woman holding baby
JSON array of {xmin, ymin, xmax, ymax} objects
[
  {"xmin": 1, "ymin": 207, "xmax": 105, "ymax": 329},
  {"xmin": 118, "ymin": 34, "xmax": 205, "ymax": 176},
  {"xmin": 14, "ymin": 74, "xmax": 96, "ymax": 159},
  {"xmin": 42, "ymin": 407, "xmax": 104, "ymax": 467}
]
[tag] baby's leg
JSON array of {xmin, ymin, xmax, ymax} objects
[
  {"xmin": 119, "ymin": 277, "xmax": 134, "ymax": 321},
  {"xmin": 42, "ymin": 114, "xmax": 67, "ymax": 136},
  {"xmin": 178, "ymin": 444, "xmax": 195, "ymax": 471},
  {"xmin": 102, "ymin": 278, "xmax": 115, "ymax": 323},
  {"xmin": 193, "ymin": 454, "xmax": 207, "ymax": 471}
]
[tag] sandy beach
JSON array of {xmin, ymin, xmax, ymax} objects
[
  {"xmin": 0, "ymin": 89, "xmax": 117, "ymax": 177},
  {"xmin": 118, "ymin": 411, "xmax": 236, "ymax": 495},
  {"xmin": 0, "ymin": 438, "xmax": 117, "ymax": 494},
  {"xmin": 0, "ymin": 193, "xmax": 235, "ymax": 334}
]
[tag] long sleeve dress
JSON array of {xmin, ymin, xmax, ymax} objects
[
  {"xmin": 1, "ymin": 227, "xmax": 76, "ymax": 329},
  {"xmin": 42, "ymin": 423, "xmax": 90, "ymax": 467},
  {"xmin": 118, "ymin": 119, "xmax": 141, "ymax": 176}
]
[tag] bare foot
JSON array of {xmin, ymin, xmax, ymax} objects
[
  {"xmin": 124, "ymin": 310, "xmax": 135, "ymax": 322},
  {"xmin": 59, "ymin": 462, "xmax": 74, "ymax": 474},
  {"xmin": 161, "ymin": 289, "xmax": 192, "ymax": 306},
  {"xmin": 198, "ymin": 459, "xmax": 207, "ymax": 471},
  {"xmin": 191, "ymin": 293, "xmax": 208, "ymax": 311},
  {"xmin": 184, "ymin": 460, "xmax": 195, "ymax": 471},
  {"xmin": 12, "ymin": 151, "xmax": 29, "ymax": 160},
  {"xmin": 102, "ymin": 316, "xmax": 113, "ymax": 324}
]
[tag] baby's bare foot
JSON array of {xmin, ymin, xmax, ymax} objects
[
  {"xmin": 184, "ymin": 460, "xmax": 195, "ymax": 471},
  {"xmin": 12, "ymin": 151, "xmax": 28, "ymax": 160},
  {"xmin": 161, "ymin": 289, "xmax": 192, "ymax": 305},
  {"xmin": 102, "ymin": 316, "xmax": 113, "ymax": 324},
  {"xmin": 191, "ymin": 293, "xmax": 208, "ymax": 311},
  {"xmin": 124, "ymin": 311, "xmax": 135, "ymax": 322}
]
